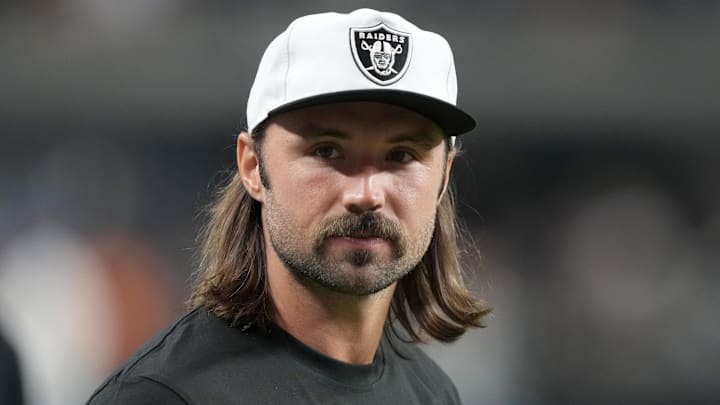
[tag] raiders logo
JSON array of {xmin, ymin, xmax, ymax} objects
[{"xmin": 350, "ymin": 24, "xmax": 412, "ymax": 86}]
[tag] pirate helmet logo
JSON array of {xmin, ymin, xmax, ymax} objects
[{"xmin": 350, "ymin": 23, "xmax": 412, "ymax": 86}]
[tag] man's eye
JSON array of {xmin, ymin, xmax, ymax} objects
[
  {"xmin": 313, "ymin": 145, "xmax": 341, "ymax": 159},
  {"xmin": 387, "ymin": 150, "xmax": 415, "ymax": 164}
]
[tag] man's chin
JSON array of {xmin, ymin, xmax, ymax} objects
[
  {"xmin": 346, "ymin": 249, "xmax": 372, "ymax": 267},
  {"xmin": 297, "ymin": 262, "xmax": 398, "ymax": 296},
  {"xmin": 316, "ymin": 276, "xmax": 396, "ymax": 297}
]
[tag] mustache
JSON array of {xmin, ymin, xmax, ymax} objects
[{"xmin": 316, "ymin": 213, "xmax": 402, "ymax": 242}]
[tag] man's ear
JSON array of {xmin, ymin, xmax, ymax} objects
[
  {"xmin": 237, "ymin": 132, "xmax": 264, "ymax": 202},
  {"xmin": 437, "ymin": 150, "xmax": 455, "ymax": 205}
]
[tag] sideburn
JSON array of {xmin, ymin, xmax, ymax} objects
[
  {"xmin": 251, "ymin": 125, "xmax": 271, "ymax": 190},
  {"xmin": 437, "ymin": 138, "xmax": 452, "ymax": 199},
  {"xmin": 258, "ymin": 156, "xmax": 271, "ymax": 190}
]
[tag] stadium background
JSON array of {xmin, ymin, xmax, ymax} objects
[{"xmin": 1, "ymin": 1, "xmax": 718, "ymax": 404}]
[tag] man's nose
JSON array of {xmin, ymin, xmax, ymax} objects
[{"xmin": 341, "ymin": 170, "xmax": 386, "ymax": 214}]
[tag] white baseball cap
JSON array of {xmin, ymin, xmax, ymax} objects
[{"xmin": 246, "ymin": 8, "xmax": 476, "ymax": 137}]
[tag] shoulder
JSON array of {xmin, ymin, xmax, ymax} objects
[
  {"xmin": 87, "ymin": 375, "xmax": 189, "ymax": 405},
  {"xmin": 87, "ymin": 308, "xmax": 268, "ymax": 404},
  {"xmin": 383, "ymin": 333, "xmax": 462, "ymax": 404}
]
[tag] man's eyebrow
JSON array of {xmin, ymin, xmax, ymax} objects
[
  {"xmin": 296, "ymin": 124, "xmax": 443, "ymax": 149},
  {"xmin": 296, "ymin": 124, "xmax": 351, "ymax": 139},
  {"xmin": 387, "ymin": 131, "xmax": 443, "ymax": 150}
]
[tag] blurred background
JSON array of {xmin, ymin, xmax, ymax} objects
[{"xmin": 1, "ymin": 1, "xmax": 718, "ymax": 404}]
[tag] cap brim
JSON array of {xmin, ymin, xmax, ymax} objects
[{"xmin": 267, "ymin": 89, "xmax": 476, "ymax": 137}]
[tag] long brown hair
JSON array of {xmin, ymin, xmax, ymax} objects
[{"xmin": 189, "ymin": 132, "xmax": 491, "ymax": 342}]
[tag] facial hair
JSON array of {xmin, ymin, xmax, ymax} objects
[{"xmin": 266, "ymin": 205, "xmax": 435, "ymax": 296}]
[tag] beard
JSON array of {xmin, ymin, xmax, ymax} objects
[{"xmin": 266, "ymin": 204, "xmax": 435, "ymax": 296}]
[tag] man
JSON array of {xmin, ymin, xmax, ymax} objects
[
  {"xmin": 1, "ymin": 329, "xmax": 23, "ymax": 405},
  {"xmin": 88, "ymin": 8, "xmax": 489, "ymax": 404}
]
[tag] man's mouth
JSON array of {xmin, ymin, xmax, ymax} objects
[
  {"xmin": 327, "ymin": 234, "xmax": 389, "ymax": 249},
  {"xmin": 340, "ymin": 232, "xmax": 384, "ymax": 239},
  {"xmin": 315, "ymin": 213, "xmax": 402, "ymax": 253}
]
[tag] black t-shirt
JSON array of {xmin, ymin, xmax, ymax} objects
[{"xmin": 87, "ymin": 308, "xmax": 461, "ymax": 405}]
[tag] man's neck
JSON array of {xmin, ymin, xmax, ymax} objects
[{"xmin": 266, "ymin": 250, "xmax": 395, "ymax": 365}]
